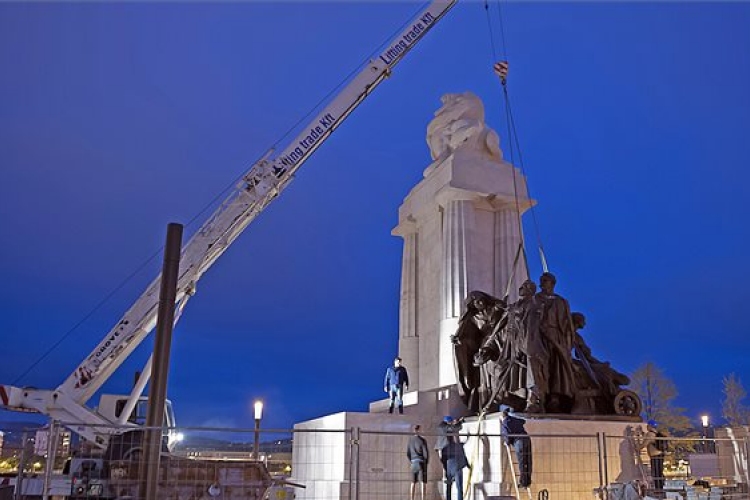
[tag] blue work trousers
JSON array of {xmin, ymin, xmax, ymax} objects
[
  {"xmin": 445, "ymin": 459, "xmax": 464, "ymax": 500},
  {"xmin": 513, "ymin": 437, "xmax": 532, "ymax": 488},
  {"xmin": 388, "ymin": 385, "xmax": 404, "ymax": 413}
]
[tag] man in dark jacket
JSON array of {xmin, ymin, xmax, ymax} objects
[
  {"xmin": 441, "ymin": 436, "xmax": 469, "ymax": 500},
  {"xmin": 500, "ymin": 407, "xmax": 532, "ymax": 488},
  {"xmin": 407, "ymin": 424, "xmax": 429, "ymax": 500},
  {"xmin": 435, "ymin": 415, "xmax": 464, "ymax": 457},
  {"xmin": 384, "ymin": 357, "xmax": 409, "ymax": 414}
]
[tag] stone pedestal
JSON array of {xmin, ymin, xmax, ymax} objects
[
  {"xmin": 292, "ymin": 412, "xmax": 640, "ymax": 500},
  {"xmin": 292, "ymin": 411, "xmax": 445, "ymax": 500},
  {"xmin": 460, "ymin": 415, "xmax": 640, "ymax": 500}
]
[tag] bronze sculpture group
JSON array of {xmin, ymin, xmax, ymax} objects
[{"xmin": 452, "ymin": 272, "xmax": 640, "ymax": 416}]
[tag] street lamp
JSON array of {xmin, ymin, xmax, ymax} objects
[
  {"xmin": 253, "ymin": 400, "xmax": 264, "ymax": 460},
  {"xmin": 701, "ymin": 414, "xmax": 714, "ymax": 453}
]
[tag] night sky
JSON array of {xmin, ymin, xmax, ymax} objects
[{"xmin": 1, "ymin": 2, "xmax": 748, "ymax": 431}]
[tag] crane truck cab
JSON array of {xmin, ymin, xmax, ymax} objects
[
  {"xmin": 97, "ymin": 394, "xmax": 178, "ymax": 447},
  {"xmin": 97, "ymin": 394, "xmax": 174, "ymax": 427},
  {"xmin": 51, "ymin": 396, "xmax": 177, "ymax": 499},
  {"xmin": 94, "ymin": 394, "xmax": 179, "ymax": 461}
]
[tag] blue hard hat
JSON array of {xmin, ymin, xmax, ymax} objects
[
  {"xmin": 443, "ymin": 415, "xmax": 454, "ymax": 423},
  {"xmin": 647, "ymin": 420, "xmax": 658, "ymax": 428}
]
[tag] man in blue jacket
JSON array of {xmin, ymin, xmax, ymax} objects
[
  {"xmin": 500, "ymin": 406, "xmax": 532, "ymax": 488},
  {"xmin": 384, "ymin": 357, "xmax": 409, "ymax": 414}
]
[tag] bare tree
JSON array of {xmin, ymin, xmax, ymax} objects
[
  {"xmin": 722, "ymin": 373, "xmax": 748, "ymax": 427},
  {"xmin": 630, "ymin": 362, "xmax": 691, "ymax": 433}
]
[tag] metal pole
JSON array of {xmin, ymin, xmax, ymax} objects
[
  {"xmin": 118, "ymin": 362, "xmax": 152, "ymax": 426},
  {"xmin": 13, "ymin": 431, "xmax": 29, "ymax": 500},
  {"xmin": 596, "ymin": 432, "xmax": 604, "ymax": 492},
  {"xmin": 140, "ymin": 222, "xmax": 182, "ymax": 500},
  {"xmin": 347, "ymin": 429, "xmax": 354, "ymax": 500},
  {"xmin": 601, "ymin": 432, "xmax": 609, "ymax": 487},
  {"xmin": 254, "ymin": 419, "xmax": 261, "ymax": 460},
  {"xmin": 354, "ymin": 427, "xmax": 361, "ymax": 500},
  {"xmin": 42, "ymin": 421, "xmax": 59, "ymax": 500}
]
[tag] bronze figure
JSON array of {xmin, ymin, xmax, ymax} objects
[{"xmin": 455, "ymin": 275, "xmax": 640, "ymax": 416}]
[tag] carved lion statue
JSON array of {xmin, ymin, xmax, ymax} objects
[{"xmin": 426, "ymin": 92, "xmax": 503, "ymax": 163}]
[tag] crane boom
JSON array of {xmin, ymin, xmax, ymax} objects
[{"xmin": 1, "ymin": 0, "xmax": 457, "ymax": 443}]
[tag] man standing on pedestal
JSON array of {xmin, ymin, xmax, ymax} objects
[{"xmin": 384, "ymin": 357, "xmax": 409, "ymax": 414}]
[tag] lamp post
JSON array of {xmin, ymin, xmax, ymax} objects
[
  {"xmin": 253, "ymin": 400, "xmax": 264, "ymax": 460},
  {"xmin": 701, "ymin": 414, "xmax": 713, "ymax": 453},
  {"xmin": 701, "ymin": 415, "xmax": 716, "ymax": 453}
]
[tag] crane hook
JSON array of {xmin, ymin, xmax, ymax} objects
[{"xmin": 493, "ymin": 61, "xmax": 509, "ymax": 86}]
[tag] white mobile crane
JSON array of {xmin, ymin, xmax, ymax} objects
[{"xmin": 0, "ymin": 0, "xmax": 457, "ymax": 449}]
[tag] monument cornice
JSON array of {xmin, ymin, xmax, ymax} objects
[
  {"xmin": 391, "ymin": 216, "xmax": 417, "ymax": 237},
  {"xmin": 396, "ymin": 153, "xmax": 535, "ymax": 227}
]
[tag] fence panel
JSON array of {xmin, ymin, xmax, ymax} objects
[
  {"xmin": 353, "ymin": 428, "xmax": 602, "ymax": 500},
  {"xmin": 356, "ymin": 429, "xmax": 439, "ymax": 500},
  {"xmin": 291, "ymin": 428, "xmax": 353, "ymax": 500},
  {"xmin": 3, "ymin": 422, "xmax": 748, "ymax": 500},
  {"xmin": 604, "ymin": 427, "xmax": 750, "ymax": 499}
]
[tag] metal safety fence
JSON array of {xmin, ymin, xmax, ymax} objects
[{"xmin": 0, "ymin": 421, "xmax": 748, "ymax": 500}]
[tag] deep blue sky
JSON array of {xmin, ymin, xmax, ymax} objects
[{"xmin": 1, "ymin": 2, "xmax": 748, "ymax": 431}]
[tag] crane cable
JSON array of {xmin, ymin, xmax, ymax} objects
[{"xmin": 484, "ymin": 0, "xmax": 550, "ymax": 276}]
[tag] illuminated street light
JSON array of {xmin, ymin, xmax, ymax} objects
[
  {"xmin": 253, "ymin": 400, "xmax": 264, "ymax": 460},
  {"xmin": 701, "ymin": 415, "xmax": 709, "ymax": 428}
]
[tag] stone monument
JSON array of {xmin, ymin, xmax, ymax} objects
[
  {"xmin": 292, "ymin": 92, "xmax": 640, "ymax": 500},
  {"xmin": 392, "ymin": 91, "xmax": 533, "ymax": 397}
]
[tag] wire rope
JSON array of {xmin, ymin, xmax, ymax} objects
[
  {"xmin": 486, "ymin": 0, "xmax": 550, "ymax": 277},
  {"xmin": 484, "ymin": 0, "xmax": 529, "ymax": 282},
  {"xmin": 11, "ymin": 248, "xmax": 163, "ymax": 385}
]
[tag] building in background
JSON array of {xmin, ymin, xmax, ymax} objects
[{"xmin": 33, "ymin": 426, "xmax": 71, "ymax": 459}]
